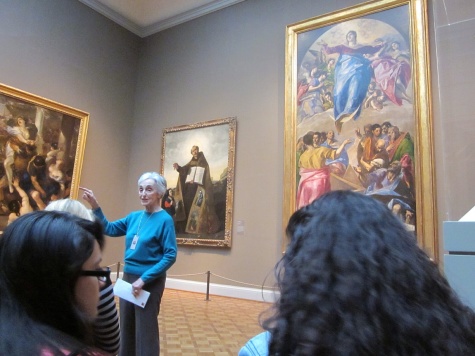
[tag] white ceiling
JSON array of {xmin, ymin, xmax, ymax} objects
[{"xmin": 79, "ymin": 0, "xmax": 245, "ymax": 38}]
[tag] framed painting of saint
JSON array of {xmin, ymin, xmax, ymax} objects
[{"xmin": 161, "ymin": 117, "xmax": 236, "ymax": 248}]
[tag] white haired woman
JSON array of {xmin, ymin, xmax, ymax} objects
[{"xmin": 81, "ymin": 172, "xmax": 177, "ymax": 356}]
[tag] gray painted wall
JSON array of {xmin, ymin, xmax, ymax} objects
[
  {"xmin": 130, "ymin": 0, "xmax": 362, "ymax": 286},
  {"xmin": 0, "ymin": 0, "xmax": 140, "ymax": 261},
  {"xmin": 1, "ymin": 0, "xmax": 475, "ymax": 288}
]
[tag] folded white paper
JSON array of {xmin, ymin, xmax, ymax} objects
[{"xmin": 113, "ymin": 278, "xmax": 150, "ymax": 308}]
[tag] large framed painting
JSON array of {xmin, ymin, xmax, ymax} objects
[
  {"xmin": 283, "ymin": 0, "xmax": 437, "ymax": 258},
  {"xmin": 0, "ymin": 83, "xmax": 89, "ymax": 231},
  {"xmin": 161, "ymin": 117, "xmax": 236, "ymax": 248}
]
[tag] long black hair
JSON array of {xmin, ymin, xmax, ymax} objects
[
  {"xmin": 265, "ymin": 190, "xmax": 475, "ymax": 355},
  {"xmin": 0, "ymin": 210, "xmax": 105, "ymax": 355}
]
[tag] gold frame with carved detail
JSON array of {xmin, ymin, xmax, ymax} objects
[
  {"xmin": 0, "ymin": 83, "xmax": 89, "ymax": 230},
  {"xmin": 283, "ymin": 0, "xmax": 437, "ymax": 258}
]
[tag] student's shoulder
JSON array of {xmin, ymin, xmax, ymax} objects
[{"xmin": 238, "ymin": 331, "xmax": 271, "ymax": 356}]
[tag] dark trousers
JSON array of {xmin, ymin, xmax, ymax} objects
[{"xmin": 119, "ymin": 272, "xmax": 166, "ymax": 356}]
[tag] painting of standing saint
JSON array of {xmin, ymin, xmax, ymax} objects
[
  {"xmin": 161, "ymin": 117, "xmax": 236, "ymax": 248},
  {"xmin": 284, "ymin": 0, "xmax": 437, "ymax": 258}
]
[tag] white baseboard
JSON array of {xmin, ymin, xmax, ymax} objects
[{"xmin": 111, "ymin": 272, "xmax": 277, "ymax": 303}]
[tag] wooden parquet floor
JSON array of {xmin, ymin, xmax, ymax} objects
[
  {"xmin": 158, "ymin": 289, "xmax": 269, "ymax": 355},
  {"xmin": 116, "ymin": 288, "xmax": 270, "ymax": 355}
]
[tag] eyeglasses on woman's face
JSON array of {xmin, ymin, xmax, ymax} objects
[{"xmin": 79, "ymin": 267, "xmax": 110, "ymax": 283}]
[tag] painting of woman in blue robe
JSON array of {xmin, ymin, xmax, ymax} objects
[{"xmin": 321, "ymin": 30, "xmax": 384, "ymax": 133}]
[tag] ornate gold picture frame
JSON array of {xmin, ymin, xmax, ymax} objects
[
  {"xmin": 0, "ymin": 83, "xmax": 89, "ymax": 231},
  {"xmin": 283, "ymin": 0, "xmax": 437, "ymax": 258},
  {"xmin": 161, "ymin": 117, "xmax": 236, "ymax": 248}
]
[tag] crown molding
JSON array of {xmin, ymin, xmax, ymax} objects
[
  {"xmin": 79, "ymin": 0, "xmax": 143, "ymax": 36},
  {"xmin": 141, "ymin": 0, "xmax": 245, "ymax": 37},
  {"xmin": 79, "ymin": 0, "xmax": 245, "ymax": 38}
]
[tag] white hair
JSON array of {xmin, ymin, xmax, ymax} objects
[
  {"xmin": 137, "ymin": 171, "xmax": 167, "ymax": 195},
  {"xmin": 45, "ymin": 199, "xmax": 95, "ymax": 221}
]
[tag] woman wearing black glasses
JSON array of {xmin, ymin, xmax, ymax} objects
[
  {"xmin": 0, "ymin": 210, "xmax": 109, "ymax": 355},
  {"xmin": 46, "ymin": 199, "xmax": 120, "ymax": 355}
]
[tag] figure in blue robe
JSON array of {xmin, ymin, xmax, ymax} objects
[{"xmin": 322, "ymin": 31, "xmax": 383, "ymax": 132}]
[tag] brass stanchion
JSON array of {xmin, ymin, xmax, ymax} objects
[
  {"xmin": 205, "ymin": 270, "xmax": 211, "ymax": 301},
  {"xmin": 116, "ymin": 262, "xmax": 121, "ymax": 282}
]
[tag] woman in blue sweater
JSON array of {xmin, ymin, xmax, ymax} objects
[{"xmin": 81, "ymin": 172, "xmax": 177, "ymax": 356}]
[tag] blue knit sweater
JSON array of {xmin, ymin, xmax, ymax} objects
[{"xmin": 93, "ymin": 208, "xmax": 177, "ymax": 283}]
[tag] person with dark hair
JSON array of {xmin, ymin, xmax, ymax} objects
[
  {"xmin": 321, "ymin": 91, "xmax": 334, "ymax": 111},
  {"xmin": 0, "ymin": 210, "xmax": 109, "ymax": 355},
  {"xmin": 46, "ymin": 142, "xmax": 62, "ymax": 164},
  {"xmin": 362, "ymin": 123, "xmax": 382, "ymax": 162},
  {"xmin": 161, "ymin": 188, "xmax": 176, "ymax": 217},
  {"xmin": 81, "ymin": 171, "xmax": 177, "ymax": 356},
  {"xmin": 240, "ymin": 190, "xmax": 475, "ymax": 355},
  {"xmin": 46, "ymin": 199, "xmax": 120, "ymax": 355},
  {"xmin": 7, "ymin": 198, "xmax": 21, "ymax": 220},
  {"xmin": 380, "ymin": 120, "xmax": 392, "ymax": 146},
  {"xmin": 27, "ymin": 154, "xmax": 54, "ymax": 209}
]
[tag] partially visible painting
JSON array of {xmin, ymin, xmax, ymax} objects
[
  {"xmin": 161, "ymin": 117, "xmax": 236, "ymax": 248},
  {"xmin": 0, "ymin": 84, "xmax": 89, "ymax": 231},
  {"xmin": 284, "ymin": 0, "xmax": 437, "ymax": 257}
]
